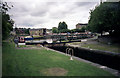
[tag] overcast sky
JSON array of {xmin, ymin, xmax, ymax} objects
[{"xmin": 7, "ymin": 0, "xmax": 105, "ymax": 29}]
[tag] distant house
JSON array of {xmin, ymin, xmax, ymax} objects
[
  {"xmin": 76, "ymin": 23, "xmax": 88, "ymax": 29},
  {"xmin": 29, "ymin": 28, "xmax": 46, "ymax": 36},
  {"xmin": 10, "ymin": 28, "xmax": 16, "ymax": 36},
  {"xmin": 46, "ymin": 29, "xmax": 52, "ymax": 34},
  {"xmin": 15, "ymin": 28, "xmax": 29, "ymax": 35}
]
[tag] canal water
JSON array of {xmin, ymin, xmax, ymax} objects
[{"xmin": 25, "ymin": 39, "xmax": 53, "ymax": 43}]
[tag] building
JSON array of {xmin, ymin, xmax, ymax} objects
[
  {"xmin": 15, "ymin": 28, "xmax": 29, "ymax": 35},
  {"xmin": 29, "ymin": 28, "xmax": 46, "ymax": 36},
  {"xmin": 76, "ymin": 23, "xmax": 88, "ymax": 29},
  {"xmin": 10, "ymin": 28, "xmax": 16, "ymax": 36},
  {"xmin": 46, "ymin": 29, "xmax": 52, "ymax": 34}
]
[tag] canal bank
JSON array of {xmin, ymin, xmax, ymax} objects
[
  {"xmin": 45, "ymin": 47, "xmax": 120, "ymax": 76},
  {"xmin": 47, "ymin": 40, "xmax": 120, "ymax": 73},
  {"xmin": 3, "ymin": 42, "xmax": 116, "ymax": 76},
  {"xmin": 16, "ymin": 36, "xmax": 120, "ymax": 75},
  {"xmin": 23, "ymin": 38, "xmax": 120, "ymax": 72}
]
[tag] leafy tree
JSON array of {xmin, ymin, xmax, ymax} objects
[
  {"xmin": 15, "ymin": 27, "xmax": 19, "ymax": 34},
  {"xmin": 73, "ymin": 29, "xmax": 80, "ymax": 33},
  {"xmin": 25, "ymin": 28, "xmax": 30, "ymax": 34},
  {"xmin": 58, "ymin": 21, "xmax": 68, "ymax": 32},
  {"xmin": 1, "ymin": 2, "xmax": 14, "ymax": 40},
  {"xmin": 88, "ymin": 2, "xmax": 120, "ymax": 36},
  {"xmin": 52, "ymin": 27, "xmax": 58, "ymax": 33},
  {"xmin": 81, "ymin": 27, "xmax": 86, "ymax": 32},
  {"xmin": 27, "ymin": 28, "xmax": 30, "ymax": 35},
  {"xmin": 59, "ymin": 29, "xmax": 70, "ymax": 33},
  {"xmin": 70, "ymin": 28, "xmax": 86, "ymax": 33},
  {"xmin": 62, "ymin": 21, "xmax": 68, "ymax": 29}
]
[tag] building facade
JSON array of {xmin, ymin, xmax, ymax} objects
[
  {"xmin": 29, "ymin": 28, "xmax": 46, "ymax": 36},
  {"xmin": 76, "ymin": 23, "xmax": 88, "ymax": 29}
]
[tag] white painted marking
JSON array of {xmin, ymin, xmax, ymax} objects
[
  {"xmin": 70, "ymin": 57, "xmax": 73, "ymax": 60},
  {"xmin": 18, "ymin": 43, "xmax": 26, "ymax": 45},
  {"xmin": 81, "ymin": 39, "xmax": 87, "ymax": 42},
  {"xmin": 100, "ymin": 66, "xmax": 107, "ymax": 69}
]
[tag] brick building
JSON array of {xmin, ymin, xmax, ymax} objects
[
  {"xmin": 76, "ymin": 23, "xmax": 88, "ymax": 29},
  {"xmin": 29, "ymin": 28, "xmax": 46, "ymax": 36}
]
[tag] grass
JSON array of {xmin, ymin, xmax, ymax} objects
[
  {"xmin": 68, "ymin": 41, "xmax": 120, "ymax": 53},
  {"xmin": 18, "ymin": 45, "xmax": 27, "ymax": 48},
  {"xmin": 82, "ymin": 44, "xmax": 120, "ymax": 53},
  {"xmin": 2, "ymin": 42, "xmax": 114, "ymax": 76},
  {"xmin": 18, "ymin": 45, "xmax": 36, "ymax": 48},
  {"xmin": 33, "ymin": 35, "xmax": 43, "ymax": 38},
  {"xmin": 60, "ymin": 39, "xmax": 80, "ymax": 43},
  {"xmin": 61, "ymin": 40, "xmax": 69, "ymax": 42},
  {"xmin": 68, "ymin": 42, "xmax": 82, "ymax": 45}
]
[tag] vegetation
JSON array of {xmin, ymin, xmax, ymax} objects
[
  {"xmin": 87, "ymin": 2, "xmax": 120, "ymax": 36},
  {"xmin": 32, "ymin": 35, "xmax": 43, "ymax": 38},
  {"xmin": 15, "ymin": 27, "xmax": 30, "ymax": 35},
  {"xmin": 52, "ymin": 27, "xmax": 58, "ymax": 33},
  {"xmin": 82, "ymin": 44, "xmax": 120, "ymax": 53},
  {"xmin": 18, "ymin": 45, "xmax": 27, "ymax": 48},
  {"xmin": 58, "ymin": 21, "xmax": 68, "ymax": 31},
  {"xmin": 2, "ymin": 42, "xmax": 114, "ymax": 76},
  {"xmin": 68, "ymin": 41, "xmax": 120, "ymax": 53},
  {"xmin": 70, "ymin": 27, "xmax": 86, "ymax": 33},
  {"xmin": 2, "ymin": 2, "xmax": 14, "ymax": 40},
  {"xmin": 52, "ymin": 21, "xmax": 87, "ymax": 33}
]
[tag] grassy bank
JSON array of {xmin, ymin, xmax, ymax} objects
[
  {"xmin": 2, "ymin": 42, "xmax": 114, "ymax": 76},
  {"xmin": 82, "ymin": 44, "xmax": 120, "ymax": 53},
  {"xmin": 68, "ymin": 40, "xmax": 120, "ymax": 53}
]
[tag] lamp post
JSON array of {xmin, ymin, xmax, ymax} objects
[
  {"xmin": 100, "ymin": 0, "xmax": 102, "ymax": 4},
  {"xmin": 59, "ymin": 31, "xmax": 61, "ymax": 43}
]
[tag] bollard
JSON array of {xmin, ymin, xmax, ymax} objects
[
  {"xmin": 66, "ymin": 48, "xmax": 74, "ymax": 60},
  {"xmin": 69, "ymin": 48, "xmax": 74, "ymax": 60},
  {"xmin": 70, "ymin": 56, "xmax": 73, "ymax": 60}
]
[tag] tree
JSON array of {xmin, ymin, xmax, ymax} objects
[
  {"xmin": 1, "ymin": 2, "xmax": 14, "ymax": 40},
  {"xmin": 58, "ymin": 21, "xmax": 68, "ymax": 32},
  {"xmin": 59, "ymin": 29, "xmax": 70, "ymax": 33},
  {"xmin": 52, "ymin": 27, "xmax": 58, "ymax": 33},
  {"xmin": 87, "ymin": 2, "xmax": 120, "ymax": 36},
  {"xmin": 81, "ymin": 27, "xmax": 86, "ymax": 32},
  {"xmin": 25, "ymin": 28, "xmax": 30, "ymax": 34}
]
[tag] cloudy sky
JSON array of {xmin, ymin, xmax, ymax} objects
[{"xmin": 7, "ymin": 0, "xmax": 107, "ymax": 29}]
